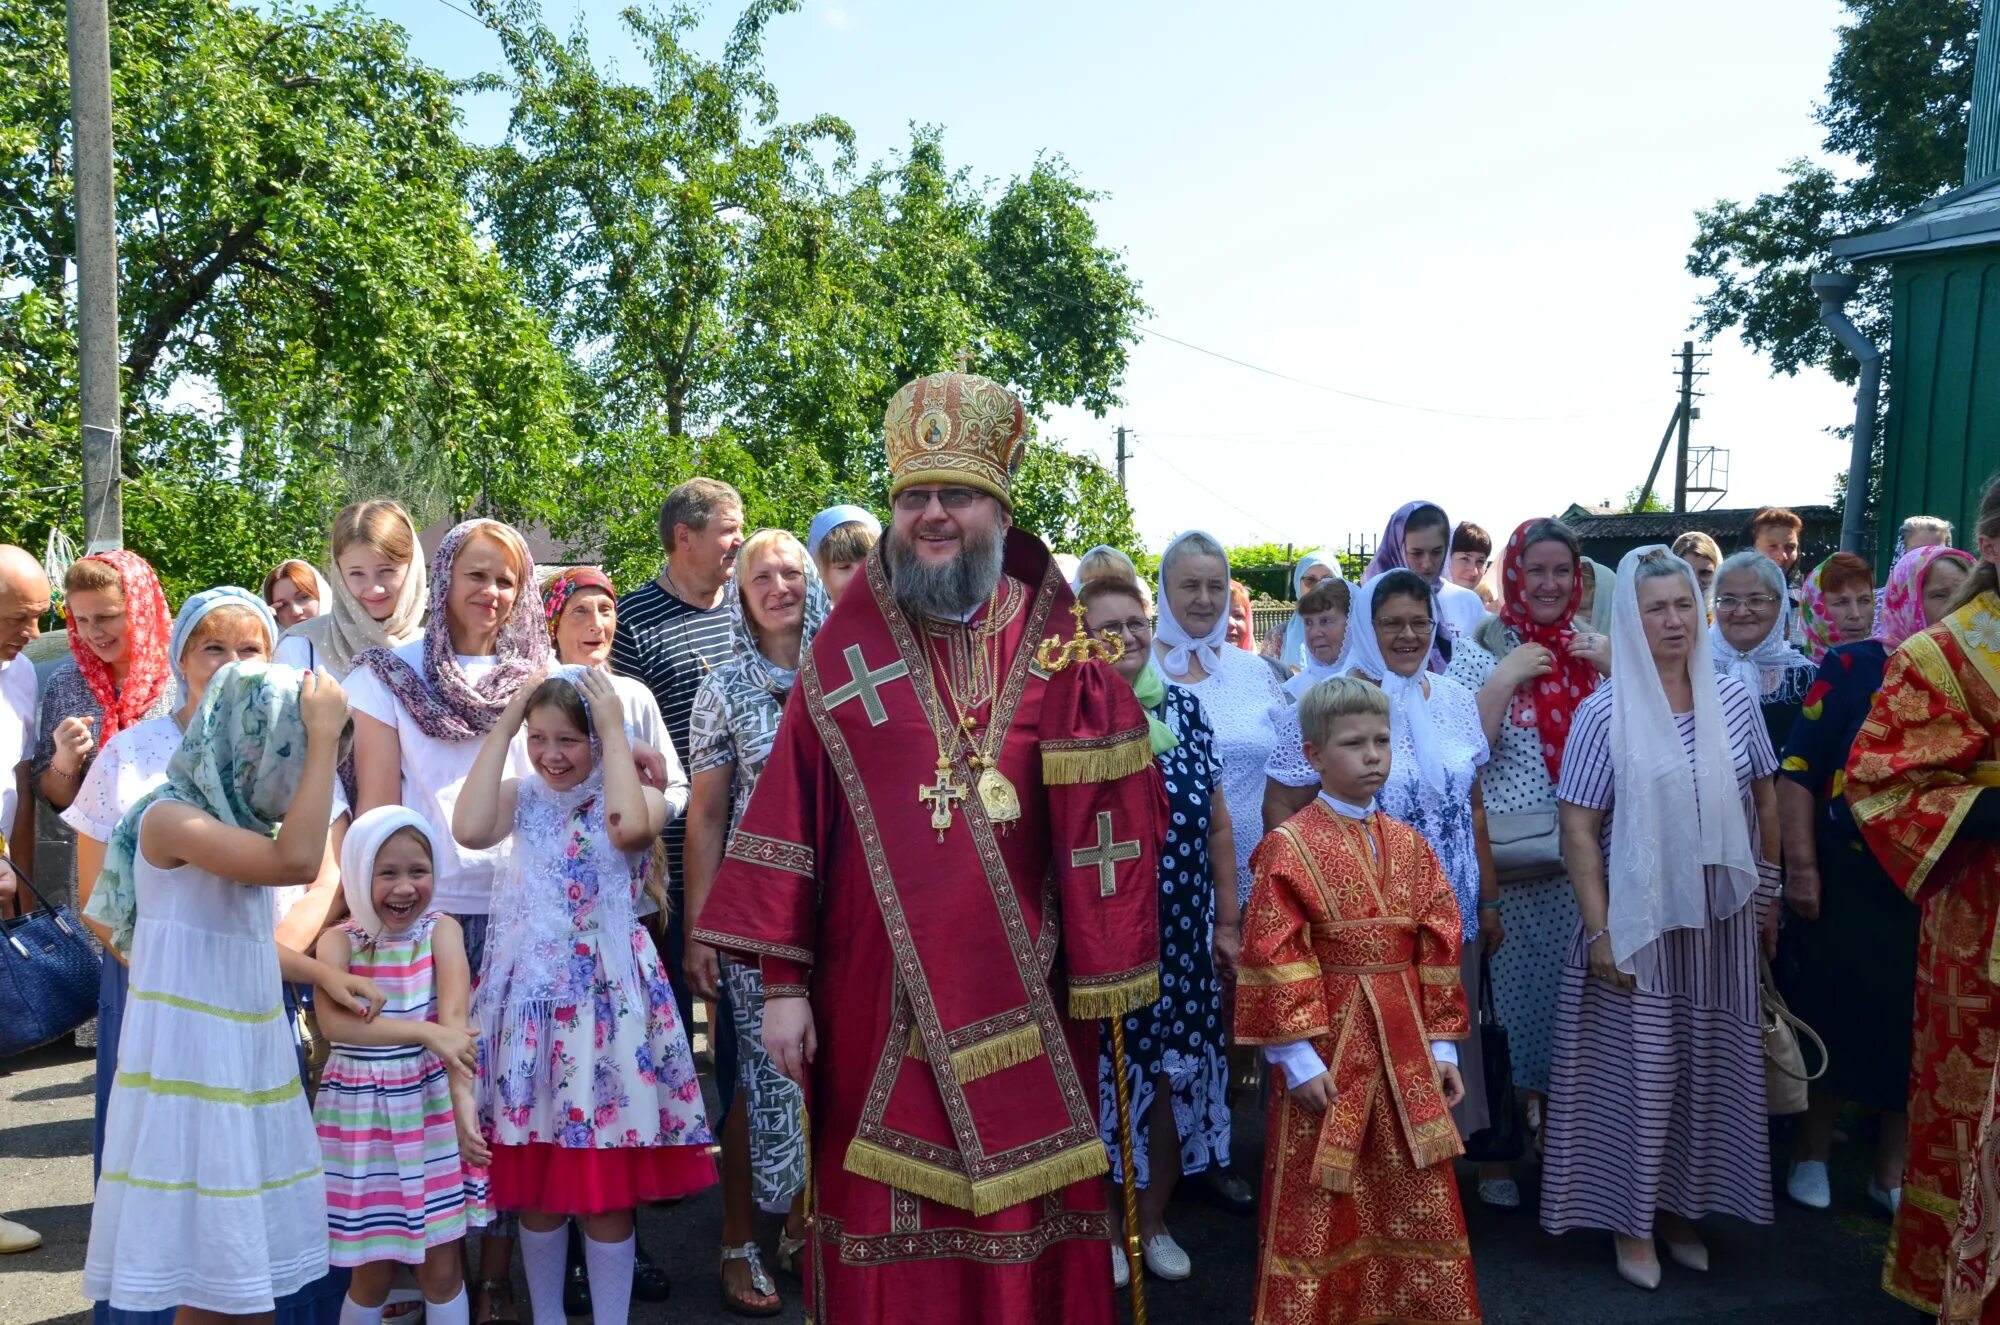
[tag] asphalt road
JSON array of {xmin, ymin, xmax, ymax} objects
[{"xmin": 0, "ymin": 1035, "xmax": 1925, "ymax": 1325}]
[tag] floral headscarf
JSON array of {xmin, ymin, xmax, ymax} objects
[
  {"xmin": 1796, "ymin": 556, "xmax": 1873, "ymax": 663},
  {"xmin": 725, "ymin": 536, "xmax": 830, "ymax": 696},
  {"xmin": 66, "ymin": 549, "xmax": 173, "ymax": 741},
  {"xmin": 351, "ymin": 520, "xmax": 550, "ymax": 742},
  {"xmin": 1874, "ymin": 545, "xmax": 1976, "ymax": 648},
  {"xmin": 1496, "ymin": 520, "xmax": 1599, "ymax": 781},
  {"xmin": 86, "ymin": 662, "xmax": 321, "ymax": 953},
  {"xmin": 542, "ymin": 566, "xmax": 616, "ymax": 644}
]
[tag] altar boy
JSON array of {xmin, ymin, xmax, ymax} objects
[{"xmin": 1236, "ymin": 676, "xmax": 1481, "ymax": 1325}]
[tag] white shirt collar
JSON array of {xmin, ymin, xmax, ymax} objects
[{"xmin": 1317, "ymin": 791, "xmax": 1375, "ymax": 820}]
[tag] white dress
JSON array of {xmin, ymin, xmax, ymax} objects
[
  {"xmin": 1163, "ymin": 646, "xmax": 1283, "ymax": 908},
  {"xmin": 83, "ymin": 803, "xmax": 329, "ymax": 1314}
]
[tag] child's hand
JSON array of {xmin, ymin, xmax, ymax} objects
[
  {"xmin": 1287, "ymin": 1070, "xmax": 1336, "ymax": 1114},
  {"xmin": 502, "ymin": 668, "xmax": 550, "ymax": 723},
  {"xmin": 1434, "ymin": 1060, "xmax": 1466, "ymax": 1108},
  {"xmin": 631, "ymin": 741, "xmax": 669, "ymax": 790},
  {"xmin": 324, "ymin": 971, "xmax": 384, "ymax": 1021},
  {"xmin": 299, "ymin": 669, "xmax": 350, "ymax": 743},
  {"xmin": 1210, "ymin": 919, "xmax": 1241, "ymax": 984},
  {"xmin": 454, "ymin": 1092, "xmax": 491, "ymax": 1168},
  {"xmin": 577, "ymin": 668, "xmax": 623, "ymax": 737},
  {"xmin": 428, "ymin": 1021, "xmax": 479, "ymax": 1077}
]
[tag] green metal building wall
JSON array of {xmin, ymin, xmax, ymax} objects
[{"xmin": 1878, "ymin": 245, "xmax": 2000, "ymax": 574}]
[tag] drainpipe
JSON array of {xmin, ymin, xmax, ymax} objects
[{"xmin": 1812, "ymin": 272, "xmax": 1881, "ymax": 556}]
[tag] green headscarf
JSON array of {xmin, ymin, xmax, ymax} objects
[
  {"xmin": 1128, "ymin": 658, "xmax": 1179, "ymax": 754},
  {"xmin": 86, "ymin": 661, "xmax": 321, "ymax": 954}
]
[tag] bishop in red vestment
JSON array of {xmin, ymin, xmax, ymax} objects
[{"xmin": 694, "ymin": 372, "xmax": 1166, "ymax": 1325}]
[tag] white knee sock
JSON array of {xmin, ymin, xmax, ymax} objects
[
  {"xmin": 339, "ymin": 1296, "xmax": 386, "ymax": 1325},
  {"xmin": 424, "ymin": 1286, "xmax": 469, "ymax": 1325},
  {"xmin": 582, "ymin": 1232, "xmax": 636, "ymax": 1325},
  {"xmin": 518, "ymin": 1224, "xmax": 569, "ymax": 1325}
]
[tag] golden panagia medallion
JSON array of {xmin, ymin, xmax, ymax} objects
[{"xmin": 977, "ymin": 766, "xmax": 1021, "ymax": 824}]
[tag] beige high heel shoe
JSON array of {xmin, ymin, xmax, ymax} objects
[{"xmin": 1614, "ymin": 1234, "xmax": 1661, "ymax": 1290}]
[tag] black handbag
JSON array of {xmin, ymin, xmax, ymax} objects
[
  {"xmin": 0, "ymin": 852, "xmax": 104, "ymax": 1058},
  {"xmin": 1460, "ymin": 952, "xmax": 1525, "ymax": 1163}
]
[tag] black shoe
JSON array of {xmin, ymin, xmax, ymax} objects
[
  {"xmin": 1193, "ymin": 1165, "xmax": 1256, "ymax": 1215},
  {"xmin": 633, "ymin": 1243, "xmax": 671, "ymax": 1304},
  {"xmin": 564, "ymin": 1225, "xmax": 592, "ymax": 1317}
]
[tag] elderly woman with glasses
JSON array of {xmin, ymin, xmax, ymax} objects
[{"xmin": 1709, "ymin": 550, "xmax": 1817, "ymax": 756}]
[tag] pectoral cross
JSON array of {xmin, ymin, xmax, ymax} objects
[
  {"xmin": 1072, "ymin": 810, "xmax": 1141, "ymax": 897},
  {"xmin": 1942, "ymin": 967, "xmax": 1993, "ymax": 1037},
  {"xmin": 1932, "ymin": 1118, "xmax": 1976, "ymax": 1171},
  {"xmin": 919, "ymin": 760, "xmax": 966, "ymax": 840}
]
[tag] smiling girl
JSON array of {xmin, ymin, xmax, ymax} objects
[
  {"xmin": 276, "ymin": 500, "xmax": 429, "ymax": 679},
  {"xmin": 454, "ymin": 666, "xmax": 714, "ymax": 1325}
]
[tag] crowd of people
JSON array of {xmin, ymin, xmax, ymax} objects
[{"xmin": 2, "ymin": 370, "xmax": 1999, "ymax": 1325}]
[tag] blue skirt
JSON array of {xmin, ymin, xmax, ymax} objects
[{"xmin": 92, "ymin": 962, "xmax": 348, "ymax": 1324}]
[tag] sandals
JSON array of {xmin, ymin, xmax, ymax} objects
[
  {"xmin": 775, "ymin": 1231, "xmax": 808, "ymax": 1279},
  {"xmin": 472, "ymin": 1278, "xmax": 519, "ymax": 1325},
  {"xmin": 720, "ymin": 1242, "xmax": 783, "ymax": 1318}
]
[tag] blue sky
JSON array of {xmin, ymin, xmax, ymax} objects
[{"xmin": 359, "ymin": 0, "xmax": 1863, "ymax": 556}]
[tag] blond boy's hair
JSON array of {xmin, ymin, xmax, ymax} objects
[{"xmin": 1296, "ymin": 674, "xmax": 1389, "ymax": 750}]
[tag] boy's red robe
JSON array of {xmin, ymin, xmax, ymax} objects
[
  {"xmin": 1236, "ymin": 800, "xmax": 1479, "ymax": 1325},
  {"xmin": 694, "ymin": 528, "xmax": 1164, "ymax": 1325},
  {"xmin": 1847, "ymin": 593, "xmax": 2000, "ymax": 1320}
]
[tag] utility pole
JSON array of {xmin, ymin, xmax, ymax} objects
[
  {"xmin": 1114, "ymin": 424, "xmax": 1129, "ymax": 491},
  {"xmin": 1673, "ymin": 340, "xmax": 1694, "ymax": 515},
  {"xmin": 69, "ymin": 0, "xmax": 122, "ymax": 551}
]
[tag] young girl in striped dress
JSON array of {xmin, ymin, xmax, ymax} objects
[{"xmin": 313, "ymin": 806, "xmax": 489, "ymax": 1325}]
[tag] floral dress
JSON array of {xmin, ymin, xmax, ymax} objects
[
  {"xmin": 477, "ymin": 778, "xmax": 716, "ymax": 1212},
  {"xmin": 1096, "ymin": 685, "xmax": 1231, "ymax": 1188}
]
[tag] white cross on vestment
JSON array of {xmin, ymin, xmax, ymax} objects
[{"xmin": 824, "ymin": 644, "xmax": 909, "ymax": 727}]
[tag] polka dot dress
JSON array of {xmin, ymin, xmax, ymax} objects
[
  {"xmin": 1097, "ymin": 684, "xmax": 1230, "ymax": 1187},
  {"xmin": 1447, "ymin": 634, "xmax": 1580, "ymax": 1096}
]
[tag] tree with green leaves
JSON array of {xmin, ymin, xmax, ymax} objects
[
  {"xmin": 0, "ymin": 0, "xmax": 576, "ymax": 600},
  {"xmin": 1687, "ymin": 0, "xmax": 1980, "ymax": 384}
]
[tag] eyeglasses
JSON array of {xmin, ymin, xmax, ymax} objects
[
  {"xmin": 1375, "ymin": 617, "xmax": 1434, "ymax": 638},
  {"xmin": 1092, "ymin": 617, "xmax": 1152, "ymax": 639},
  {"xmin": 1714, "ymin": 593, "xmax": 1780, "ymax": 613},
  {"xmin": 892, "ymin": 487, "xmax": 985, "ymax": 512}
]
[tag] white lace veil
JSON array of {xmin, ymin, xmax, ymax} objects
[
  {"xmin": 1606, "ymin": 546, "xmax": 1760, "ymax": 990},
  {"xmin": 1342, "ymin": 571, "xmax": 1447, "ymax": 792},
  {"xmin": 1153, "ymin": 531, "xmax": 1231, "ymax": 677},
  {"xmin": 476, "ymin": 665, "xmax": 644, "ymax": 1035}
]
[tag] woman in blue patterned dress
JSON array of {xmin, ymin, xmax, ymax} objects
[{"xmin": 1079, "ymin": 574, "xmax": 1237, "ymax": 1288}]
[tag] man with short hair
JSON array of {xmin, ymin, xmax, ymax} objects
[
  {"xmin": 0, "ymin": 543, "xmax": 50, "ymax": 1255},
  {"xmin": 606, "ymin": 478, "xmax": 743, "ymax": 1306},
  {"xmin": 696, "ymin": 373, "xmax": 1165, "ymax": 1324},
  {"xmin": 1899, "ymin": 514, "xmax": 1954, "ymax": 551},
  {"xmin": 1749, "ymin": 506, "xmax": 1806, "ymax": 645}
]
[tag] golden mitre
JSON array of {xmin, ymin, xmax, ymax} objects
[{"xmin": 882, "ymin": 372, "xmax": 1028, "ymax": 509}]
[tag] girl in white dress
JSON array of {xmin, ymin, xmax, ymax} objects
[{"xmin": 83, "ymin": 663, "xmax": 374, "ymax": 1317}]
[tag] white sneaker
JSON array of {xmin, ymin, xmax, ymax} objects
[
  {"xmin": 1111, "ymin": 1241, "xmax": 1129, "ymax": 1289},
  {"xmin": 1142, "ymin": 1232, "xmax": 1191, "ymax": 1281},
  {"xmin": 0, "ymin": 1217, "xmax": 41, "ymax": 1254},
  {"xmin": 1869, "ymin": 1177, "xmax": 1903, "ymax": 1217},
  {"xmin": 1788, "ymin": 1160, "xmax": 1832, "ymax": 1209},
  {"xmin": 1477, "ymin": 1178, "xmax": 1522, "ymax": 1209}
]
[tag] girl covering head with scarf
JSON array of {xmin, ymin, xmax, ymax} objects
[
  {"xmin": 82, "ymin": 660, "xmax": 359, "ymax": 1317},
  {"xmin": 1274, "ymin": 549, "xmax": 1340, "ymax": 670},
  {"xmin": 1874, "ymin": 544, "xmax": 1975, "ymax": 648},
  {"xmin": 683, "ymin": 530, "xmax": 827, "ymax": 1242},
  {"xmin": 276, "ymin": 499, "xmax": 429, "ymax": 679}
]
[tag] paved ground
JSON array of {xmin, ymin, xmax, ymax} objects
[{"xmin": 0, "ymin": 1036, "xmax": 1925, "ymax": 1325}]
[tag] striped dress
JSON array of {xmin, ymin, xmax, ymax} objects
[
  {"xmin": 315, "ymin": 913, "xmax": 487, "ymax": 1264},
  {"xmin": 1539, "ymin": 676, "xmax": 1778, "ymax": 1239},
  {"xmin": 83, "ymin": 803, "xmax": 329, "ymax": 1315}
]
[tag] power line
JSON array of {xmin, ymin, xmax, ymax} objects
[
  {"xmin": 1125, "ymin": 436, "xmax": 1290, "ymax": 541},
  {"xmin": 424, "ymin": 0, "xmax": 487, "ymax": 27}
]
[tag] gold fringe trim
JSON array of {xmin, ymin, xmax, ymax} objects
[
  {"xmin": 843, "ymin": 1136, "xmax": 1109, "ymax": 1217},
  {"xmin": 906, "ymin": 1026, "xmax": 927, "ymax": 1063},
  {"xmin": 1069, "ymin": 969, "xmax": 1160, "ymax": 1021},
  {"xmin": 1041, "ymin": 732, "xmax": 1153, "ymax": 786},
  {"xmin": 950, "ymin": 1023, "xmax": 1043, "ymax": 1084}
]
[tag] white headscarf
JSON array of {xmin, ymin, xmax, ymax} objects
[
  {"xmin": 1607, "ymin": 546, "xmax": 1760, "ymax": 990},
  {"xmin": 339, "ymin": 805, "xmax": 438, "ymax": 942},
  {"xmin": 1283, "ymin": 565, "xmax": 1354, "ymax": 700},
  {"xmin": 1342, "ymin": 571, "xmax": 1446, "ymax": 792},
  {"xmin": 1279, "ymin": 549, "xmax": 1341, "ymax": 670},
  {"xmin": 1707, "ymin": 550, "xmax": 1809, "ymax": 697},
  {"xmin": 1073, "ymin": 544, "xmax": 1139, "ymax": 592},
  {"xmin": 1153, "ymin": 531, "xmax": 1231, "ymax": 677},
  {"xmin": 805, "ymin": 505, "xmax": 880, "ymax": 561}
]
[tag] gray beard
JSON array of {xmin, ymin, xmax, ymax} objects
[{"xmin": 887, "ymin": 523, "xmax": 1005, "ymax": 620}]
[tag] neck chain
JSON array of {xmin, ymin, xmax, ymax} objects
[{"xmin": 915, "ymin": 580, "xmax": 1021, "ymax": 835}]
